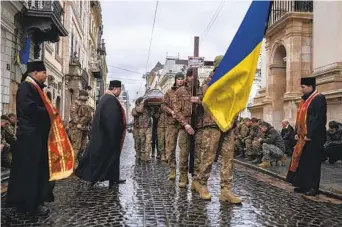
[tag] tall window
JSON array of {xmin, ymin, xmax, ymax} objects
[{"xmin": 55, "ymin": 41, "xmax": 60, "ymax": 56}]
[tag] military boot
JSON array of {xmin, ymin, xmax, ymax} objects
[
  {"xmin": 199, "ymin": 185, "xmax": 211, "ymax": 200},
  {"xmin": 191, "ymin": 180, "xmax": 201, "ymax": 192},
  {"xmin": 219, "ymin": 188, "xmax": 242, "ymax": 204},
  {"xmin": 251, "ymin": 155, "xmax": 262, "ymax": 164},
  {"xmin": 179, "ymin": 173, "xmax": 188, "ymax": 188},
  {"xmin": 258, "ymin": 161, "xmax": 271, "ymax": 168},
  {"xmin": 169, "ymin": 168, "xmax": 176, "ymax": 180}
]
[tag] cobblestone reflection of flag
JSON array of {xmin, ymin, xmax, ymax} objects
[{"xmin": 202, "ymin": 0, "xmax": 272, "ymax": 132}]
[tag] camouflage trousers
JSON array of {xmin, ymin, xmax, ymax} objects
[
  {"xmin": 261, "ymin": 143, "xmax": 284, "ymax": 162},
  {"xmin": 136, "ymin": 127, "xmax": 152, "ymax": 161},
  {"xmin": 219, "ymin": 129, "xmax": 235, "ymax": 190},
  {"xmin": 244, "ymin": 138, "xmax": 253, "ymax": 156},
  {"xmin": 194, "ymin": 127, "xmax": 221, "ymax": 185},
  {"xmin": 235, "ymin": 137, "xmax": 245, "ymax": 153},
  {"xmin": 165, "ymin": 124, "xmax": 180, "ymax": 169},
  {"xmin": 157, "ymin": 127, "xmax": 166, "ymax": 159},
  {"xmin": 70, "ymin": 129, "xmax": 88, "ymax": 168},
  {"xmin": 133, "ymin": 127, "xmax": 138, "ymax": 152},
  {"xmin": 246, "ymin": 140, "xmax": 262, "ymax": 157},
  {"xmin": 178, "ymin": 128, "xmax": 190, "ymax": 179},
  {"xmin": 1, "ymin": 143, "xmax": 12, "ymax": 169}
]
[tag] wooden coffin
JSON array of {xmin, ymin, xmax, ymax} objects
[{"xmin": 144, "ymin": 89, "xmax": 164, "ymax": 106}]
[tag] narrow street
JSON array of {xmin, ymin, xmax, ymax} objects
[{"xmin": 2, "ymin": 134, "xmax": 342, "ymax": 227}]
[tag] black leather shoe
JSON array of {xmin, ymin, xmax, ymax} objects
[
  {"xmin": 109, "ymin": 179, "xmax": 126, "ymax": 188},
  {"xmin": 116, "ymin": 179, "xmax": 126, "ymax": 184},
  {"xmin": 305, "ymin": 188, "xmax": 319, "ymax": 196},
  {"xmin": 27, "ymin": 205, "xmax": 50, "ymax": 216},
  {"xmin": 294, "ymin": 187, "xmax": 306, "ymax": 193}
]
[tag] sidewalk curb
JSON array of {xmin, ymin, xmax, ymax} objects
[{"xmin": 234, "ymin": 159, "xmax": 342, "ymax": 200}]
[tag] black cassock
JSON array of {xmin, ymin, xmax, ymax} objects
[
  {"xmin": 6, "ymin": 79, "xmax": 54, "ymax": 213},
  {"xmin": 76, "ymin": 94, "xmax": 125, "ymax": 182},
  {"xmin": 287, "ymin": 93, "xmax": 327, "ymax": 190}
]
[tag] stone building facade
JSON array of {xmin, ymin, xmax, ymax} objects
[{"xmin": 248, "ymin": 1, "xmax": 342, "ymax": 129}]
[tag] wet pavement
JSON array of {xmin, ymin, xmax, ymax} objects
[
  {"xmin": 2, "ymin": 134, "xmax": 342, "ymax": 227},
  {"xmin": 235, "ymin": 156, "xmax": 342, "ymax": 197}
]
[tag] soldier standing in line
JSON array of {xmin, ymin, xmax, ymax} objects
[
  {"xmin": 131, "ymin": 99, "xmax": 140, "ymax": 161},
  {"xmin": 132, "ymin": 97, "xmax": 153, "ymax": 162},
  {"xmin": 161, "ymin": 72, "xmax": 185, "ymax": 180},
  {"xmin": 173, "ymin": 68, "xmax": 201, "ymax": 188},
  {"xmin": 69, "ymin": 90, "xmax": 93, "ymax": 168},
  {"xmin": 190, "ymin": 59, "xmax": 220, "ymax": 199},
  {"xmin": 152, "ymin": 106, "xmax": 166, "ymax": 160}
]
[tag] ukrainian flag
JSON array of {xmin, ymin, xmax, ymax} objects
[{"xmin": 202, "ymin": 0, "xmax": 272, "ymax": 132}]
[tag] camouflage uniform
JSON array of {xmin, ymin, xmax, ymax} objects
[
  {"xmin": 131, "ymin": 107, "xmax": 139, "ymax": 155},
  {"xmin": 244, "ymin": 124, "xmax": 259, "ymax": 159},
  {"xmin": 1, "ymin": 126, "xmax": 12, "ymax": 168},
  {"xmin": 161, "ymin": 86, "xmax": 181, "ymax": 172},
  {"xmin": 258, "ymin": 122, "xmax": 286, "ymax": 168},
  {"xmin": 192, "ymin": 83, "xmax": 221, "ymax": 198},
  {"xmin": 153, "ymin": 107, "xmax": 166, "ymax": 160},
  {"xmin": 235, "ymin": 122, "xmax": 250, "ymax": 155},
  {"xmin": 132, "ymin": 103, "xmax": 152, "ymax": 161},
  {"xmin": 173, "ymin": 80, "xmax": 202, "ymax": 186},
  {"xmin": 69, "ymin": 99, "xmax": 93, "ymax": 168}
]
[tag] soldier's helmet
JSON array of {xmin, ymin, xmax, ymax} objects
[{"xmin": 214, "ymin": 55, "xmax": 224, "ymax": 69}]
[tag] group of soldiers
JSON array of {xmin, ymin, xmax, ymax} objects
[
  {"xmin": 1, "ymin": 113, "xmax": 17, "ymax": 169},
  {"xmin": 234, "ymin": 117, "xmax": 288, "ymax": 168},
  {"xmin": 131, "ymin": 56, "xmax": 242, "ymax": 204}
]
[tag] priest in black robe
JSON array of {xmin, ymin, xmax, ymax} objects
[
  {"xmin": 6, "ymin": 61, "xmax": 53, "ymax": 215},
  {"xmin": 76, "ymin": 80, "xmax": 127, "ymax": 188},
  {"xmin": 286, "ymin": 77, "xmax": 327, "ymax": 196}
]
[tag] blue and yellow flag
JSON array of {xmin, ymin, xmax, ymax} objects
[{"xmin": 202, "ymin": 0, "xmax": 272, "ymax": 132}]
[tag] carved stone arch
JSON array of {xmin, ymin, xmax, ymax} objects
[{"xmin": 270, "ymin": 40, "xmax": 287, "ymax": 65}]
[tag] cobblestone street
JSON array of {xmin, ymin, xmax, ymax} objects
[{"xmin": 2, "ymin": 134, "xmax": 342, "ymax": 227}]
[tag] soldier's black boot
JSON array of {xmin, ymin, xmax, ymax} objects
[{"xmin": 252, "ymin": 155, "xmax": 262, "ymax": 164}]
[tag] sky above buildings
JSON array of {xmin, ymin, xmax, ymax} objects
[{"xmin": 102, "ymin": 0, "xmax": 251, "ymax": 102}]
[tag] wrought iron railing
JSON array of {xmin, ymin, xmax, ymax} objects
[
  {"xmin": 268, "ymin": 0, "xmax": 313, "ymax": 27},
  {"xmin": 23, "ymin": 0, "xmax": 64, "ymax": 21}
]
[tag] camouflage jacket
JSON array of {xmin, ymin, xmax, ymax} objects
[
  {"xmin": 69, "ymin": 100, "xmax": 93, "ymax": 131},
  {"xmin": 132, "ymin": 103, "xmax": 152, "ymax": 128},
  {"xmin": 152, "ymin": 108, "xmax": 166, "ymax": 128},
  {"xmin": 195, "ymin": 84, "xmax": 217, "ymax": 129},
  {"xmin": 326, "ymin": 124, "xmax": 342, "ymax": 145},
  {"xmin": 173, "ymin": 81, "xmax": 203, "ymax": 128},
  {"xmin": 261, "ymin": 127, "xmax": 286, "ymax": 152},
  {"xmin": 237, "ymin": 123, "xmax": 250, "ymax": 140},
  {"xmin": 3, "ymin": 124, "xmax": 17, "ymax": 145},
  {"xmin": 1, "ymin": 126, "xmax": 10, "ymax": 149},
  {"xmin": 131, "ymin": 107, "xmax": 139, "ymax": 128},
  {"xmin": 246, "ymin": 125, "xmax": 261, "ymax": 141},
  {"xmin": 161, "ymin": 86, "xmax": 180, "ymax": 125}
]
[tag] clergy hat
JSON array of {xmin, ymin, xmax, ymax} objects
[
  {"xmin": 21, "ymin": 61, "xmax": 47, "ymax": 83},
  {"xmin": 300, "ymin": 77, "xmax": 316, "ymax": 87},
  {"xmin": 26, "ymin": 61, "xmax": 47, "ymax": 73},
  {"xmin": 109, "ymin": 80, "xmax": 121, "ymax": 88}
]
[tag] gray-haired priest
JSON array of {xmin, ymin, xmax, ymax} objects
[
  {"xmin": 76, "ymin": 80, "xmax": 127, "ymax": 188},
  {"xmin": 286, "ymin": 77, "xmax": 327, "ymax": 196}
]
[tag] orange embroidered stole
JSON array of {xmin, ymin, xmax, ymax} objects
[
  {"xmin": 289, "ymin": 90, "xmax": 319, "ymax": 172},
  {"xmin": 26, "ymin": 77, "xmax": 74, "ymax": 181}
]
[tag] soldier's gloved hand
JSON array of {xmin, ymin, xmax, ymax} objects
[{"xmin": 184, "ymin": 124, "xmax": 195, "ymax": 135}]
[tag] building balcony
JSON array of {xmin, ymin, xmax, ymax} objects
[
  {"xmin": 89, "ymin": 59, "xmax": 103, "ymax": 79},
  {"xmin": 268, "ymin": 0, "xmax": 313, "ymax": 28},
  {"xmin": 21, "ymin": 0, "xmax": 68, "ymax": 58}
]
